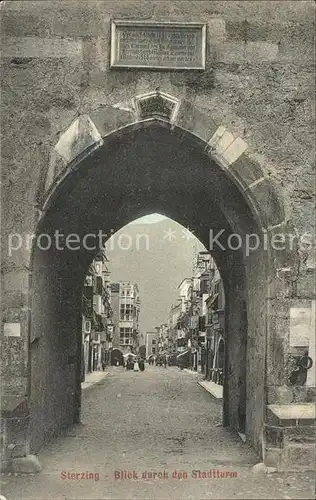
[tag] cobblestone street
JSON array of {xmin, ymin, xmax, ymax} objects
[{"xmin": 1, "ymin": 367, "xmax": 314, "ymax": 500}]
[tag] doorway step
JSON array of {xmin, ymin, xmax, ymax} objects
[{"xmin": 198, "ymin": 380, "xmax": 223, "ymax": 400}]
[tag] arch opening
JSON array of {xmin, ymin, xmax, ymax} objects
[{"xmin": 30, "ymin": 120, "xmax": 271, "ymax": 455}]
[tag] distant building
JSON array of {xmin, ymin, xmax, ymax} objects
[
  {"xmin": 145, "ymin": 332, "xmax": 157, "ymax": 357},
  {"xmin": 168, "ymin": 303, "xmax": 182, "ymax": 356},
  {"xmin": 205, "ymin": 265, "xmax": 225, "ymax": 384},
  {"xmin": 110, "ymin": 282, "xmax": 140, "ymax": 362},
  {"xmin": 81, "ymin": 252, "xmax": 112, "ymax": 377},
  {"xmin": 155, "ymin": 324, "xmax": 169, "ymax": 356},
  {"xmin": 165, "ymin": 252, "xmax": 225, "ymax": 376}
]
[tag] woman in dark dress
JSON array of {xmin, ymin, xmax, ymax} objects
[
  {"xmin": 138, "ymin": 357, "xmax": 145, "ymax": 371},
  {"xmin": 126, "ymin": 356, "xmax": 134, "ymax": 370}
]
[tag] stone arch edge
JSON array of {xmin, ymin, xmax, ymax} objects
[{"xmin": 40, "ymin": 91, "xmax": 285, "ymax": 232}]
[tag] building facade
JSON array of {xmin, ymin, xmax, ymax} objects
[
  {"xmin": 164, "ymin": 254, "xmax": 225, "ymax": 376},
  {"xmin": 145, "ymin": 332, "xmax": 157, "ymax": 358},
  {"xmin": 205, "ymin": 266, "xmax": 226, "ymax": 385},
  {"xmin": 81, "ymin": 253, "xmax": 112, "ymax": 377},
  {"xmin": 155, "ymin": 324, "xmax": 169, "ymax": 357},
  {"xmin": 110, "ymin": 282, "xmax": 140, "ymax": 362},
  {"xmin": 167, "ymin": 303, "xmax": 182, "ymax": 358}
]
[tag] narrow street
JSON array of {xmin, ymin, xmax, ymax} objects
[{"xmin": 1, "ymin": 367, "xmax": 314, "ymax": 500}]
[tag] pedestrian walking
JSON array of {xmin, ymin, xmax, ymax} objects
[
  {"xmin": 133, "ymin": 359, "xmax": 139, "ymax": 371},
  {"xmin": 126, "ymin": 355, "xmax": 134, "ymax": 370}
]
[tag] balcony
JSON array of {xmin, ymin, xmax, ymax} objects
[
  {"xmin": 93, "ymin": 275, "xmax": 103, "ymax": 295},
  {"xmin": 212, "ymin": 309, "xmax": 224, "ymax": 326}
]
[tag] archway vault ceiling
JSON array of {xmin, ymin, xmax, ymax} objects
[
  {"xmin": 42, "ymin": 92, "xmax": 285, "ymax": 233},
  {"xmin": 33, "ymin": 122, "xmax": 259, "ymax": 296},
  {"xmin": 31, "ymin": 92, "xmax": 287, "ymax": 300}
]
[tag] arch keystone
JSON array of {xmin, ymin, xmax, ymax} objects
[{"xmin": 134, "ymin": 91, "xmax": 180, "ymax": 122}]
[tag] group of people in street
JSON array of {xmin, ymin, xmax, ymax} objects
[
  {"xmin": 147, "ymin": 354, "xmax": 169, "ymax": 367},
  {"xmin": 124, "ymin": 354, "xmax": 145, "ymax": 372}
]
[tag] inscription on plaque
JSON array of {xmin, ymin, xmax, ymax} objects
[{"xmin": 111, "ymin": 21, "xmax": 206, "ymax": 70}]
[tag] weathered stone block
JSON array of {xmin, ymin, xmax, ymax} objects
[
  {"xmin": 266, "ymin": 224, "xmax": 299, "ymax": 284},
  {"xmin": 52, "ymin": 6, "xmax": 109, "ymax": 37},
  {"xmin": 217, "ymin": 41, "xmax": 279, "ymax": 63},
  {"xmin": 247, "ymin": 179, "xmax": 285, "ymax": 228},
  {"xmin": 266, "ymin": 297, "xmax": 292, "ymax": 385},
  {"xmin": 207, "ymin": 18, "xmax": 226, "ymax": 42},
  {"xmin": 12, "ymin": 454, "xmax": 41, "ymax": 473},
  {"xmin": 87, "ymin": 105, "xmax": 135, "ymax": 139},
  {"xmin": 293, "ymin": 386, "xmax": 316, "ymax": 404},
  {"xmin": 207, "ymin": 128, "xmax": 248, "ymax": 169},
  {"xmin": 54, "ymin": 115, "xmax": 102, "ymax": 163},
  {"xmin": 1, "ymin": 6, "xmax": 54, "ymax": 37},
  {"xmin": 220, "ymin": 137, "xmax": 248, "ymax": 166},
  {"xmin": 296, "ymin": 269, "xmax": 316, "ymax": 299},
  {"xmin": 267, "ymin": 403, "xmax": 316, "ymax": 429},
  {"xmin": 2, "ymin": 271, "xmax": 30, "ymax": 293},
  {"xmin": 265, "ymin": 443, "xmax": 316, "ymax": 472},
  {"xmin": 266, "ymin": 386, "xmax": 294, "ymax": 410},
  {"xmin": 210, "ymin": 129, "xmax": 235, "ymax": 155},
  {"xmin": 229, "ymin": 155, "xmax": 264, "ymax": 191},
  {"xmin": 2, "ymin": 37, "xmax": 83, "ymax": 59},
  {"xmin": 284, "ymin": 425, "xmax": 316, "ymax": 444},
  {"xmin": 0, "ymin": 339, "xmax": 27, "ymax": 383},
  {"xmin": 265, "ymin": 422, "xmax": 315, "ymax": 451},
  {"xmin": 265, "ymin": 426, "xmax": 283, "ymax": 448},
  {"xmin": 264, "ymin": 447, "xmax": 283, "ymax": 468},
  {"xmin": 225, "ymin": 20, "xmax": 279, "ymax": 43},
  {"xmin": 136, "ymin": 93, "xmax": 178, "ymax": 121},
  {"xmin": 283, "ymin": 443, "xmax": 315, "ymax": 471},
  {"xmin": 44, "ymin": 150, "xmax": 67, "ymax": 193},
  {"xmin": 176, "ymin": 99, "xmax": 217, "ymax": 143}
]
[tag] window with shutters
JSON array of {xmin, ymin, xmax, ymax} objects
[
  {"xmin": 119, "ymin": 327, "xmax": 133, "ymax": 345},
  {"xmin": 120, "ymin": 303, "xmax": 133, "ymax": 320}
]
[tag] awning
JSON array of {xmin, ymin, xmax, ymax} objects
[
  {"xmin": 206, "ymin": 293, "xmax": 219, "ymax": 306},
  {"xmin": 93, "ymin": 311, "xmax": 104, "ymax": 331},
  {"xmin": 176, "ymin": 350, "xmax": 190, "ymax": 359}
]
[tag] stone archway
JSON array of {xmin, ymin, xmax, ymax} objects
[
  {"xmin": 5, "ymin": 89, "xmax": 308, "ymax": 472},
  {"xmin": 43, "ymin": 91, "xmax": 284, "ymax": 231},
  {"xmin": 27, "ymin": 91, "xmax": 287, "ymax": 459},
  {"xmin": 111, "ymin": 349, "xmax": 124, "ymax": 366}
]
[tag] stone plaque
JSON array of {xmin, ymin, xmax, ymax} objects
[
  {"xmin": 4, "ymin": 322, "xmax": 21, "ymax": 337},
  {"xmin": 111, "ymin": 21, "xmax": 206, "ymax": 70}
]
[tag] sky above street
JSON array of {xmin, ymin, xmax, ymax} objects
[{"xmin": 107, "ymin": 214, "xmax": 205, "ymax": 338}]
